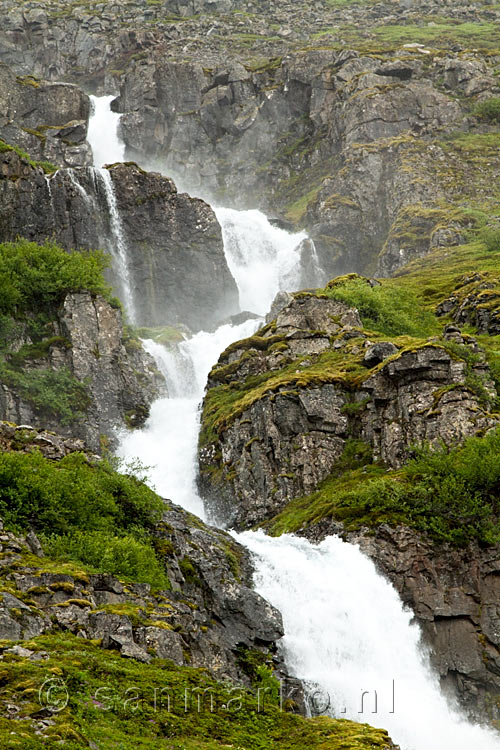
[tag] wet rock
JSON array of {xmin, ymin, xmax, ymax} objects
[{"xmin": 363, "ymin": 342, "xmax": 398, "ymax": 367}]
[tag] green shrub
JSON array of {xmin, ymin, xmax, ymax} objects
[
  {"xmin": 0, "ymin": 451, "xmax": 169, "ymax": 585},
  {"xmin": 0, "ymin": 365, "xmax": 90, "ymax": 425},
  {"xmin": 472, "ymin": 97, "xmax": 500, "ymax": 123},
  {"xmin": 44, "ymin": 530, "xmax": 170, "ymax": 589},
  {"xmin": 324, "ymin": 278, "xmax": 437, "ymax": 337},
  {"xmin": 0, "ymin": 451, "xmax": 164, "ymax": 536},
  {"xmin": 479, "ymin": 224, "xmax": 500, "ymax": 252},
  {"xmin": 0, "ymin": 239, "xmax": 112, "ymax": 317}
]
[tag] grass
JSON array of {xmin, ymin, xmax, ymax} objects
[
  {"xmin": 0, "ymin": 139, "xmax": 56, "ymax": 174},
  {"xmin": 267, "ymin": 428, "xmax": 500, "ymax": 546},
  {"xmin": 372, "ymin": 21, "xmax": 500, "ymax": 50},
  {"xmin": 0, "ymin": 632, "xmax": 395, "ymax": 750}
]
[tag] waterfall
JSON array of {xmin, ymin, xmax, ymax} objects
[
  {"xmin": 83, "ymin": 93, "xmax": 500, "ymax": 750},
  {"xmin": 84, "ymin": 96, "xmax": 136, "ymax": 322},
  {"xmin": 88, "ymin": 94, "xmax": 125, "ymax": 167},
  {"xmin": 237, "ymin": 531, "xmax": 500, "ymax": 750},
  {"xmin": 95, "ymin": 168, "xmax": 136, "ymax": 324},
  {"xmin": 215, "ymin": 207, "xmax": 309, "ymax": 315},
  {"xmin": 117, "ymin": 319, "xmax": 258, "ymax": 518}
]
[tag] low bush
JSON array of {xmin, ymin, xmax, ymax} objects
[
  {"xmin": 0, "ymin": 239, "xmax": 112, "ymax": 317},
  {"xmin": 44, "ymin": 530, "xmax": 170, "ymax": 588},
  {"xmin": 472, "ymin": 97, "xmax": 500, "ymax": 123},
  {"xmin": 0, "ymin": 451, "xmax": 168, "ymax": 587},
  {"xmin": 479, "ymin": 224, "xmax": 500, "ymax": 252}
]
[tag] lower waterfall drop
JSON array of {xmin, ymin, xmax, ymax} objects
[{"xmin": 237, "ymin": 530, "xmax": 500, "ymax": 750}]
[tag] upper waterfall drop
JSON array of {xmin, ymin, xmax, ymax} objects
[
  {"xmin": 215, "ymin": 206, "xmax": 310, "ymax": 316},
  {"xmin": 88, "ymin": 94, "xmax": 125, "ymax": 167}
]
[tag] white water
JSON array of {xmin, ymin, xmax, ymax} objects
[
  {"xmin": 83, "ymin": 94, "xmax": 500, "ymax": 750},
  {"xmin": 215, "ymin": 206, "xmax": 308, "ymax": 315},
  {"xmin": 117, "ymin": 318, "xmax": 258, "ymax": 517},
  {"xmin": 85, "ymin": 96, "xmax": 136, "ymax": 322},
  {"xmin": 239, "ymin": 530, "xmax": 500, "ymax": 750},
  {"xmin": 96, "ymin": 168, "xmax": 136, "ymax": 323},
  {"xmin": 88, "ymin": 94, "xmax": 125, "ymax": 167}
]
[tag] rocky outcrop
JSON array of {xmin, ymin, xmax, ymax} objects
[
  {"xmin": 0, "ymin": 292, "xmax": 163, "ymax": 452},
  {"xmin": 0, "ymin": 62, "xmax": 91, "ymax": 167},
  {"xmin": 302, "ymin": 521, "xmax": 500, "ymax": 724},
  {"xmin": 437, "ymin": 272, "xmax": 500, "ymax": 337},
  {"xmin": 0, "ymin": 504, "xmax": 288, "ymax": 689},
  {"xmin": 199, "ymin": 293, "xmax": 499, "ymax": 528},
  {"xmin": 0, "ymin": 152, "xmax": 238, "ymax": 331}
]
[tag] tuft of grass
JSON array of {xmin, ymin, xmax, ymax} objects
[{"xmin": 0, "ymin": 138, "xmax": 56, "ymax": 173}]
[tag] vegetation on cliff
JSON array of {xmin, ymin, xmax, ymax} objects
[
  {"xmin": 0, "ymin": 449, "xmax": 168, "ymax": 587},
  {"xmin": 0, "ymin": 240, "xmax": 125, "ymax": 429},
  {"xmin": 0, "ymin": 633, "xmax": 394, "ymax": 750},
  {"xmin": 268, "ymin": 428, "xmax": 500, "ymax": 546}
]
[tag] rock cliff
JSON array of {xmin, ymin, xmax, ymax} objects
[
  {"xmin": 0, "ymin": 151, "xmax": 238, "ymax": 331},
  {"xmin": 199, "ymin": 291, "xmax": 498, "ymax": 528},
  {"xmin": 0, "ymin": 61, "xmax": 91, "ymax": 168},
  {"xmin": 0, "ymin": 290, "xmax": 163, "ymax": 453}
]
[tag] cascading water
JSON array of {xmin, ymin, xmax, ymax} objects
[
  {"xmin": 86, "ymin": 95, "xmax": 500, "ymax": 750},
  {"xmin": 88, "ymin": 94, "xmax": 125, "ymax": 167},
  {"xmin": 117, "ymin": 319, "xmax": 258, "ymax": 518},
  {"xmin": 95, "ymin": 168, "xmax": 136, "ymax": 323},
  {"xmin": 83, "ymin": 97, "xmax": 136, "ymax": 322},
  {"xmin": 214, "ymin": 207, "xmax": 308, "ymax": 315},
  {"xmin": 239, "ymin": 531, "xmax": 500, "ymax": 750}
]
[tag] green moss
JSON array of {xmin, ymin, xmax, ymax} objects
[
  {"xmin": 178, "ymin": 557, "xmax": 201, "ymax": 587},
  {"xmin": 134, "ymin": 325, "xmax": 184, "ymax": 345},
  {"xmin": 0, "ymin": 632, "xmax": 393, "ymax": 750},
  {"xmin": 0, "ymin": 138, "xmax": 56, "ymax": 173}
]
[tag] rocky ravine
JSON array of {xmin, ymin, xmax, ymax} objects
[{"xmin": 2, "ymin": 2, "xmax": 500, "ymax": 281}]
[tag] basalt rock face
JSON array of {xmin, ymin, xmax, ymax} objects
[
  {"xmin": 113, "ymin": 48, "xmax": 482, "ymax": 278},
  {"xmin": 303, "ymin": 521, "xmax": 500, "ymax": 724},
  {"xmin": 199, "ymin": 294, "xmax": 499, "ymax": 529},
  {"xmin": 0, "ymin": 62, "xmax": 91, "ymax": 168},
  {"xmin": 0, "ymin": 292, "xmax": 164, "ymax": 453},
  {"xmin": 107, "ymin": 163, "xmax": 239, "ymax": 330},
  {"xmin": 0, "ymin": 153, "xmax": 238, "ymax": 331}
]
